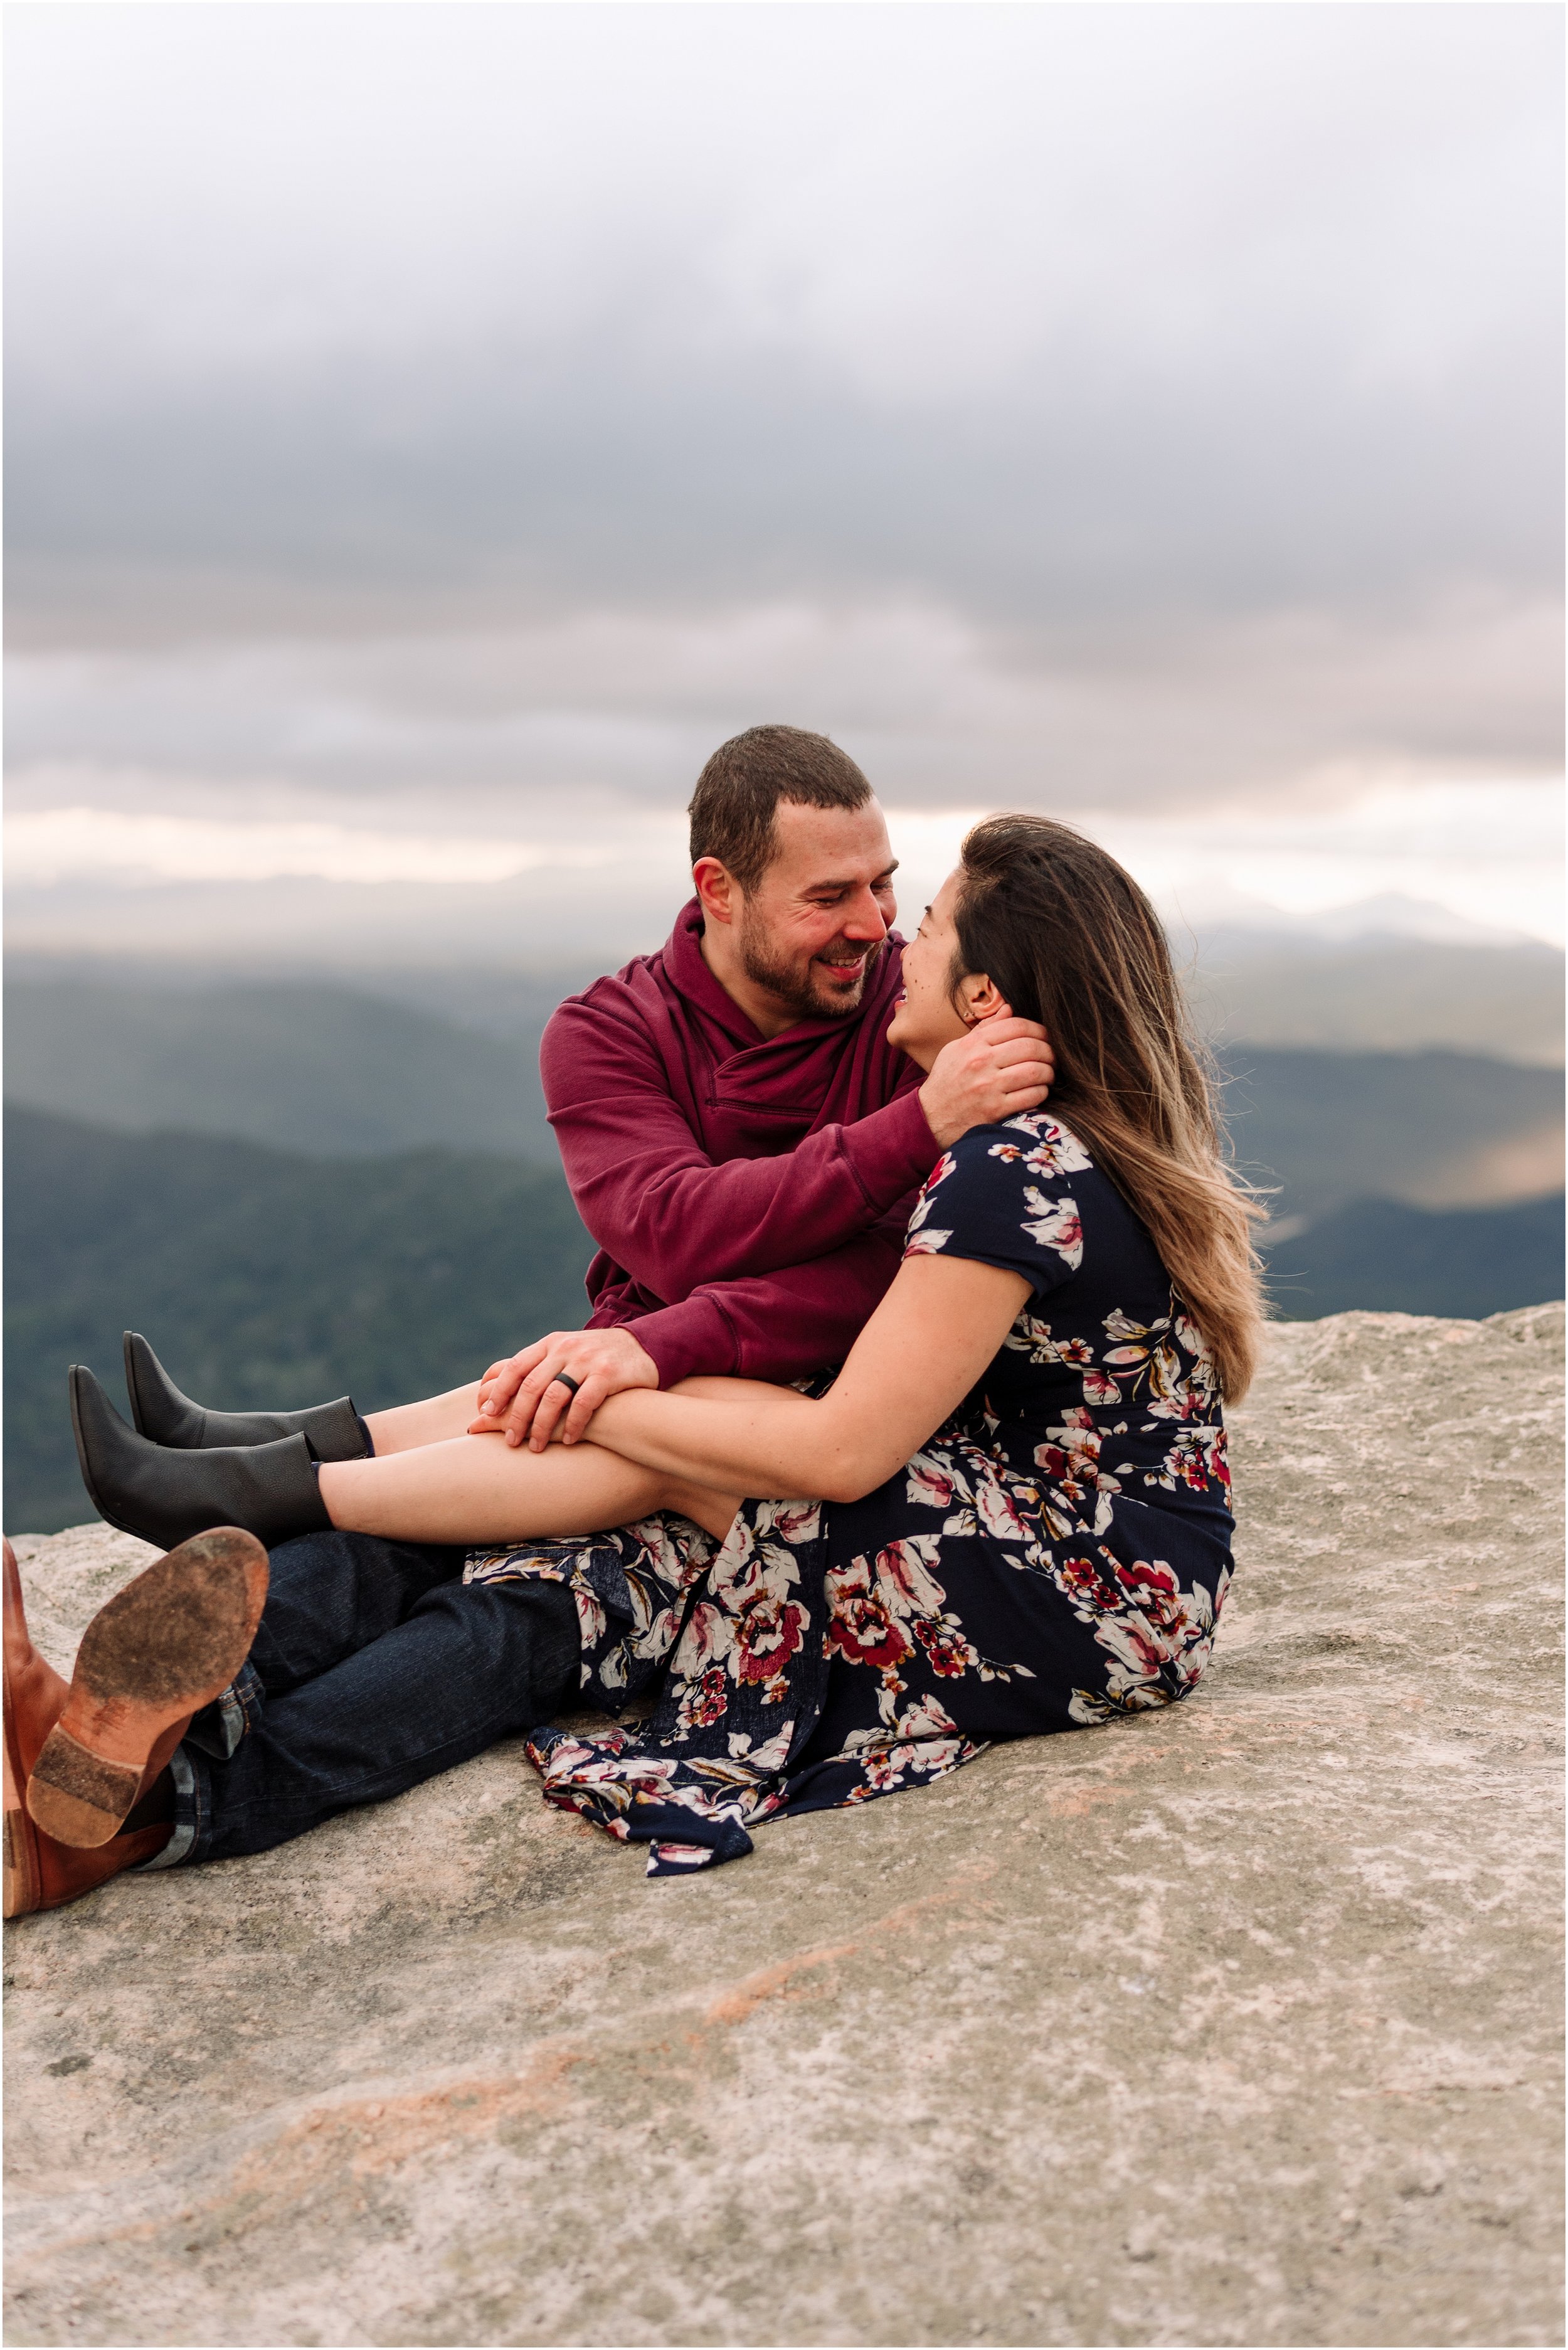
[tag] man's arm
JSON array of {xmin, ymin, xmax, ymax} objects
[
  {"xmin": 623, "ymin": 1220, "xmax": 909, "ymax": 1387},
  {"xmin": 475, "ymin": 1221, "xmax": 908, "ymax": 1448},
  {"xmin": 476, "ymin": 987, "xmax": 1051, "ymax": 1445},
  {"xmin": 543, "ymin": 991, "xmax": 1053, "ymax": 1302}
]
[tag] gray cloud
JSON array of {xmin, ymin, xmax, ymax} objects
[
  {"xmin": 3, "ymin": 0, "xmax": 1561, "ymax": 911},
  {"xmin": 6, "ymin": 4, "xmax": 1560, "ymax": 630},
  {"xmin": 10, "ymin": 338, "xmax": 1559, "ymax": 641},
  {"xmin": 6, "ymin": 591, "xmax": 1559, "ymax": 822}
]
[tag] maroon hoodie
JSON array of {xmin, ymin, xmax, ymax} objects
[{"xmin": 539, "ymin": 900, "xmax": 939, "ymax": 1386}]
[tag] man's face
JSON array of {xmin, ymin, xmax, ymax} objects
[{"xmin": 735, "ymin": 799, "xmax": 899, "ymax": 1022}]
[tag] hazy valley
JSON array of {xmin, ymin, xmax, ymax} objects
[{"xmin": 6, "ymin": 942, "xmax": 1562, "ymax": 1532}]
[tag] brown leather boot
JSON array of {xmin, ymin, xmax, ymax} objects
[
  {"xmin": 9, "ymin": 1525, "xmax": 267, "ymax": 1854},
  {"xmin": 5, "ymin": 1542, "xmax": 173, "ymax": 1915}
]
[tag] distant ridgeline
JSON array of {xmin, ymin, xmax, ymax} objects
[
  {"xmin": 5, "ymin": 1109, "xmax": 596, "ymax": 1535},
  {"xmin": 6, "ymin": 1105, "xmax": 1564, "ymax": 1538},
  {"xmin": 4, "ymin": 965, "xmax": 1564, "ymax": 1533}
]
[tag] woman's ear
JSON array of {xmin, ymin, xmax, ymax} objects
[{"xmin": 955, "ymin": 971, "xmax": 1014, "ymax": 1025}]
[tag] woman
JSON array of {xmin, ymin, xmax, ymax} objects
[{"xmin": 8, "ymin": 817, "xmax": 1264, "ymax": 1904}]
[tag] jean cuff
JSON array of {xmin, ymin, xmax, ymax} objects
[
  {"xmin": 135, "ymin": 1743, "xmax": 204, "ymax": 1871},
  {"xmin": 184, "ymin": 1660, "xmax": 265, "ymax": 1760}
]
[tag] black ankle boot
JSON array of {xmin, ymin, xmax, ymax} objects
[
  {"xmin": 122, "ymin": 1334, "xmax": 369, "ymax": 1460},
  {"xmin": 70, "ymin": 1366, "xmax": 334, "ymax": 1553}
]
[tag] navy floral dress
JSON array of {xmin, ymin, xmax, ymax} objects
[{"xmin": 466, "ymin": 1112, "xmax": 1235, "ymax": 1875}]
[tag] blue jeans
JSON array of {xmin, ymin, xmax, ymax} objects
[{"xmin": 147, "ymin": 1531, "xmax": 582, "ymax": 1866}]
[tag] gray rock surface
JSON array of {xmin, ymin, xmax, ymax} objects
[{"xmin": 5, "ymin": 1305, "xmax": 1563, "ymax": 2349}]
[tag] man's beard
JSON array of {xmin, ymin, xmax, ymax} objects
[{"xmin": 737, "ymin": 917, "xmax": 884, "ymax": 1023}]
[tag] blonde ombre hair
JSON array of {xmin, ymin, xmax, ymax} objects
[{"xmin": 951, "ymin": 813, "xmax": 1268, "ymax": 1401}]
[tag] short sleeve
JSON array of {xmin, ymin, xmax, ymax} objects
[{"xmin": 901, "ymin": 1114, "xmax": 1094, "ymax": 1297}]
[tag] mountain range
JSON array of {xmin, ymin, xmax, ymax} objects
[
  {"xmin": 6, "ymin": 952, "xmax": 1560, "ymax": 1531},
  {"xmin": 7, "ymin": 972, "xmax": 1562, "ymax": 1220},
  {"xmin": 7, "ymin": 1096, "xmax": 1562, "ymax": 1534},
  {"xmin": 1184, "ymin": 930, "xmax": 1563, "ymax": 1068},
  {"xmin": 6, "ymin": 1109, "xmax": 593, "ymax": 1534}
]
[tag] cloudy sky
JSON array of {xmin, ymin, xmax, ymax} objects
[{"xmin": 6, "ymin": 1, "xmax": 1562, "ymax": 960}]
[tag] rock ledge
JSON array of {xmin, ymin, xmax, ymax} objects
[{"xmin": 5, "ymin": 1306, "xmax": 1564, "ymax": 2347}]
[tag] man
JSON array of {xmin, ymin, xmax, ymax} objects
[
  {"xmin": 9, "ymin": 725, "xmax": 1051, "ymax": 1914},
  {"xmin": 475, "ymin": 723, "xmax": 1053, "ymax": 1445}
]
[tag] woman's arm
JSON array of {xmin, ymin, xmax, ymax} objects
[{"xmin": 585, "ymin": 1253, "xmax": 1031, "ymax": 1505}]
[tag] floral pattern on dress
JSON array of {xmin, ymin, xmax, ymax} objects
[
  {"xmin": 901, "ymin": 1149, "xmax": 956, "ymax": 1257},
  {"xmin": 503, "ymin": 1111, "xmax": 1235, "ymax": 1876}
]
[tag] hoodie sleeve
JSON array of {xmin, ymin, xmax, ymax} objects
[
  {"xmin": 541, "ymin": 992, "xmax": 935, "ymax": 1306},
  {"xmin": 600, "ymin": 1218, "xmax": 911, "ymax": 1386}
]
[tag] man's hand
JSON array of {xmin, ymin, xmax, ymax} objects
[
  {"xmin": 917, "ymin": 1016, "xmax": 1054, "ymax": 1149},
  {"xmin": 469, "ymin": 1326, "xmax": 659, "ymax": 1450}
]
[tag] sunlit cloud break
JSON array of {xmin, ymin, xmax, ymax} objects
[
  {"xmin": 6, "ymin": 9, "xmax": 1559, "ymax": 975},
  {"xmin": 8, "ymin": 779, "xmax": 1562, "ymax": 948},
  {"xmin": 4, "ymin": 806, "xmax": 635, "ymax": 888}
]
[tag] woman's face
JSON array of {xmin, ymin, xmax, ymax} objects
[{"xmin": 887, "ymin": 871, "xmax": 980, "ymax": 1070}]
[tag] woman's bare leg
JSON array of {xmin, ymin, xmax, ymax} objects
[
  {"xmin": 319, "ymin": 1435, "xmax": 741, "ymax": 1545},
  {"xmin": 362, "ymin": 1385, "xmax": 484, "ymax": 1456}
]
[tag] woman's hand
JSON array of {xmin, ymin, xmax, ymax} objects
[{"xmin": 469, "ymin": 1327, "xmax": 659, "ymax": 1449}]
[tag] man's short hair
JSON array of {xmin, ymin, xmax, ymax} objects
[{"xmin": 688, "ymin": 725, "xmax": 873, "ymax": 894}]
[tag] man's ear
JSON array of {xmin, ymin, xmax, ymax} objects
[
  {"xmin": 955, "ymin": 971, "xmax": 1014, "ymax": 1024},
  {"xmin": 693, "ymin": 856, "xmax": 739, "ymax": 927}
]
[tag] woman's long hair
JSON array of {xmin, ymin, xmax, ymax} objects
[{"xmin": 950, "ymin": 813, "xmax": 1267, "ymax": 1402}]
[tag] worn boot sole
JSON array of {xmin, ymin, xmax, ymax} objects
[{"xmin": 25, "ymin": 1528, "xmax": 268, "ymax": 1849}]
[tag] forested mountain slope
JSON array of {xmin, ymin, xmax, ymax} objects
[
  {"xmin": 6, "ymin": 1109, "xmax": 593, "ymax": 1531},
  {"xmin": 7, "ymin": 1106, "xmax": 1560, "ymax": 1533},
  {"xmin": 6, "ymin": 977, "xmax": 1562, "ymax": 1218}
]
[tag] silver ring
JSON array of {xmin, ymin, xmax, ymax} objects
[{"xmin": 551, "ymin": 1371, "xmax": 582, "ymax": 1396}]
